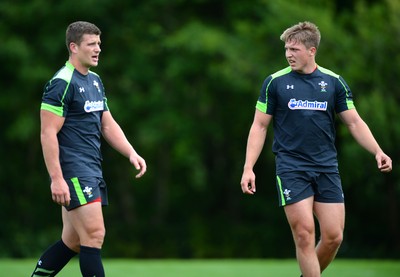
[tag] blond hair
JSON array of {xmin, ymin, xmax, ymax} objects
[{"xmin": 280, "ymin": 21, "xmax": 321, "ymax": 50}]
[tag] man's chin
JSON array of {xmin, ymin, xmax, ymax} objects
[{"xmin": 87, "ymin": 60, "xmax": 99, "ymax": 67}]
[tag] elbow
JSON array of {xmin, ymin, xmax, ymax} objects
[
  {"xmin": 101, "ymin": 126, "xmax": 110, "ymax": 140},
  {"xmin": 347, "ymin": 117, "xmax": 366, "ymax": 131},
  {"xmin": 40, "ymin": 128, "xmax": 58, "ymax": 145},
  {"xmin": 40, "ymin": 129, "xmax": 48, "ymax": 143},
  {"xmin": 254, "ymin": 123, "xmax": 268, "ymax": 134}
]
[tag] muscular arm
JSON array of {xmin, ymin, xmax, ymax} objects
[
  {"xmin": 101, "ymin": 111, "xmax": 146, "ymax": 178},
  {"xmin": 240, "ymin": 109, "xmax": 273, "ymax": 194},
  {"xmin": 40, "ymin": 110, "xmax": 71, "ymax": 206},
  {"xmin": 338, "ymin": 109, "xmax": 392, "ymax": 172}
]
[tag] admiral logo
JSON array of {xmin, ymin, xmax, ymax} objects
[
  {"xmin": 288, "ymin": 98, "xmax": 327, "ymax": 111},
  {"xmin": 84, "ymin": 100, "xmax": 104, "ymax": 113}
]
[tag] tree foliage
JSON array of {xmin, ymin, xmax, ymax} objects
[{"xmin": 0, "ymin": 0, "xmax": 398, "ymax": 258}]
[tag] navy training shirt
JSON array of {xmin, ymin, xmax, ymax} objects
[
  {"xmin": 256, "ymin": 66, "xmax": 355, "ymax": 174},
  {"xmin": 41, "ymin": 61, "xmax": 109, "ymax": 179}
]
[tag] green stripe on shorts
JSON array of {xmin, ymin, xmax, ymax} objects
[
  {"xmin": 71, "ymin": 177, "xmax": 87, "ymax": 205},
  {"xmin": 276, "ymin": 175, "xmax": 286, "ymax": 206}
]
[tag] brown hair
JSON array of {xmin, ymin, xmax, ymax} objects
[
  {"xmin": 66, "ymin": 21, "xmax": 101, "ymax": 54},
  {"xmin": 280, "ymin": 21, "xmax": 321, "ymax": 50}
]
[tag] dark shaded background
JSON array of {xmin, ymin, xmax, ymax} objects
[{"xmin": 0, "ymin": 0, "xmax": 398, "ymax": 259}]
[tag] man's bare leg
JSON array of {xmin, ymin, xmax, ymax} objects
[
  {"xmin": 314, "ymin": 202, "xmax": 345, "ymax": 272},
  {"xmin": 284, "ymin": 197, "xmax": 320, "ymax": 277}
]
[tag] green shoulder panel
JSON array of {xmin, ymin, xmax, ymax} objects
[
  {"xmin": 89, "ymin": 69, "xmax": 100, "ymax": 77},
  {"xmin": 40, "ymin": 61, "xmax": 74, "ymax": 116},
  {"xmin": 53, "ymin": 61, "xmax": 75, "ymax": 82},
  {"xmin": 256, "ymin": 67, "xmax": 291, "ymax": 113},
  {"xmin": 318, "ymin": 66, "xmax": 340, "ymax": 78},
  {"xmin": 271, "ymin": 66, "xmax": 292, "ymax": 79},
  {"xmin": 319, "ymin": 66, "xmax": 355, "ymax": 110}
]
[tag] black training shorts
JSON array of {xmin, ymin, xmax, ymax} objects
[
  {"xmin": 276, "ymin": 171, "xmax": 344, "ymax": 206},
  {"xmin": 64, "ymin": 177, "xmax": 108, "ymax": 211}
]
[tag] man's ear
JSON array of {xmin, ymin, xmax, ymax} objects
[
  {"xmin": 309, "ymin": 46, "xmax": 317, "ymax": 56},
  {"xmin": 69, "ymin": 42, "xmax": 78, "ymax": 54}
]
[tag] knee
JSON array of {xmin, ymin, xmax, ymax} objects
[
  {"xmin": 62, "ymin": 231, "xmax": 81, "ymax": 253},
  {"xmin": 322, "ymin": 231, "xmax": 343, "ymax": 249},
  {"xmin": 331, "ymin": 232, "xmax": 343, "ymax": 247},
  {"xmin": 294, "ymin": 227, "xmax": 315, "ymax": 249},
  {"xmin": 63, "ymin": 239, "xmax": 80, "ymax": 253},
  {"xmin": 89, "ymin": 227, "xmax": 106, "ymax": 247}
]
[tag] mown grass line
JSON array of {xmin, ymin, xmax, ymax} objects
[{"xmin": 2, "ymin": 259, "xmax": 399, "ymax": 277}]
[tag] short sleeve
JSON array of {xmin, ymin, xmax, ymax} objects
[
  {"xmin": 40, "ymin": 78, "xmax": 72, "ymax": 117},
  {"xmin": 256, "ymin": 75, "xmax": 275, "ymax": 115},
  {"xmin": 335, "ymin": 76, "xmax": 355, "ymax": 113}
]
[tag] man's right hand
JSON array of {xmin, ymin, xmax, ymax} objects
[
  {"xmin": 240, "ymin": 169, "xmax": 256, "ymax": 195},
  {"xmin": 51, "ymin": 179, "xmax": 71, "ymax": 206}
]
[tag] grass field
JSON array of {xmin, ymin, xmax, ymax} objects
[{"xmin": 3, "ymin": 259, "xmax": 400, "ymax": 276}]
